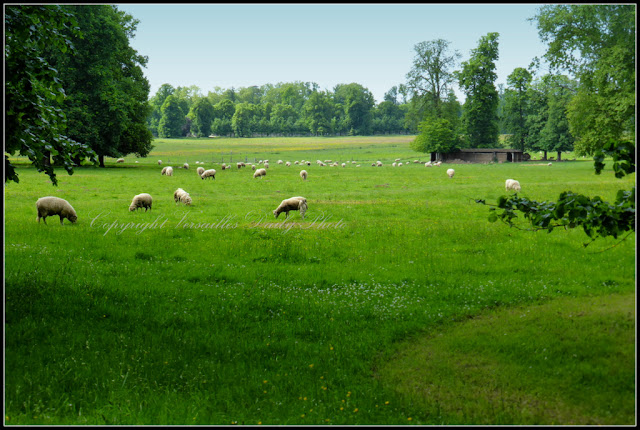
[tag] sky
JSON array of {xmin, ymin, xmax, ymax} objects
[{"xmin": 117, "ymin": 3, "xmax": 551, "ymax": 104}]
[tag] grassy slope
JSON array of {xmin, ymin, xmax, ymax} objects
[{"xmin": 4, "ymin": 136, "xmax": 636, "ymax": 425}]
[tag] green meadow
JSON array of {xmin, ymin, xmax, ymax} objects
[{"xmin": 4, "ymin": 136, "xmax": 636, "ymax": 425}]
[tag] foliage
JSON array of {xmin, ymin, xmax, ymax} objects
[
  {"xmin": 410, "ymin": 117, "xmax": 459, "ymax": 154},
  {"xmin": 51, "ymin": 5, "xmax": 153, "ymax": 167},
  {"xmin": 533, "ymin": 4, "xmax": 635, "ymax": 155},
  {"xmin": 158, "ymin": 95, "xmax": 186, "ymax": 138},
  {"xmin": 333, "ymin": 83, "xmax": 375, "ymax": 135},
  {"xmin": 405, "ymin": 39, "xmax": 461, "ymax": 122},
  {"xmin": 456, "ymin": 33, "xmax": 501, "ymax": 148},
  {"xmin": 502, "ymin": 68, "xmax": 532, "ymax": 151},
  {"xmin": 188, "ymin": 98, "xmax": 215, "ymax": 137},
  {"xmin": 4, "ymin": 5, "xmax": 97, "ymax": 185}
]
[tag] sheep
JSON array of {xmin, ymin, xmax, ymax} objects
[
  {"xmin": 254, "ymin": 168, "xmax": 267, "ymax": 178},
  {"xmin": 306, "ymin": 161, "xmax": 311, "ymax": 166},
  {"xmin": 116, "ymin": 158, "xmax": 124, "ymax": 163},
  {"xmin": 505, "ymin": 179, "xmax": 521, "ymax": 192},
  {"xmin": 36, "ymin": 196, "xmax": 78, "ymax": 224},
  {"xmin": 278, "ymin": 160, "xmax": 284, "ymax": 165},
  {"xmin": 161, "ymin": 166, "xmax": 173, "ymax": 176},
  {"xmin": 286, "ymin": 161, "xmax": 291, "ymax": 167},
  {"xmin": 435, "ymin": 161, "xmax": 442, "ymax": 167},
  {"xmin": 295, "ymin": 161, "xmax": 299, "ymax": 165},
  {"xmin": 447, "ymin": 168, "xmax": 455, "ymax": 178},
  {"xmin": 201, "ymin": 169, "xmax": 217, "ymax": 180},
  {"xmin": 342, "ymin": 163, "xmax": 346, "ymax": 168},
  {"xmin": 158, "ymin": 160, "xmax": 162, "ymax": 165},
  {"xmin": 129, "ymin": 193, "xmax": 153, "ymax": 212},
  {"xmin": 197, "ymin": 166, "xmax": 205, "ymax": 176},
  {"xmin": 398, "ymin": 162, "xmax": 403, "ymax": 166},
  {"xmin": 273, "ymin": 196, "xmax": 307, "ymax": 220},
  {"xmin": 392, "ymin": 162, "xmax": 397, "ymax": 167},
  {"xmin": 183, "ymin": 163, "xmax": 189, "ymax": 170},
  {"xmin": 173, "ymin": 188, "xmax": 192, "ymax": 206},
  {"xmin": 237, "ymin": 162, "xmax": 243, "ymax": 169},
  {"xmin": 264, "ymin": 162, "xmax": 269, "ymax": 169},
  {"xmin": 252, "ymin": 165, "xmax": 256, "ymax": 171},
  {"xmin": 300, "ymin": 170, "xmax": 308, "ymax": 180},
  {"xmin": 376, "ymin": 161, "xmax": 383, "ymax": 167},
  {"xmin": 395, "ymin": 158, "xmax": 401, "ymax": 162},
  {"xmin": 425, "ymin": 162, "xmax": 432, "ymax": 167}
]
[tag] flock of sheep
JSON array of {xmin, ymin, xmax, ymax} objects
[{"xmin": 34, "ymin": 157, "xmax": 522, "ymax": 225}]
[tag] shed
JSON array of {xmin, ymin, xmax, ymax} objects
[{"xmin": 431, "ymin": 148, "xmax": 525, "ymax": 163}]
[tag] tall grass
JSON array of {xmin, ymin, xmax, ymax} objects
[{"xmin": 4, "ymin": 136, "xmax": 635, "ymax": 425}]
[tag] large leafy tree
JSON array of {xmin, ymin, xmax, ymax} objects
[
  {"xmin": 188, "ymin": 98, "xmax": 215, "ymax": 137},
  {"xmin": 502, "ymin": 67, "xmax": 533, "ymax": 151},
  {"xmin": 302, "ymin": 91, "xmax": 334, "ymax": 136},
  {"xmin": 333, "ymin": 83, "xmax": 375, "ymax": 135},
  {"xmin": 148, "ymin": 84, "xmax": 175, "ymax": 136},
  {"xmin": 5, "ymin": 5, "xmax": 96, "ymax": 185},
  {"xmin": 457, "ymin": 32, "xmax": 501, "ymax": 148},
  {"xmin": 405, "ymin": 39, "xmax": 461, "ymax": 121},
  {"xmin": 533, "ymin": 4, "xmax": 635, "ymax": 155},
  {"xmin": 52, "ymin": 5, "xmax": 153, "ymax": 167},
  {"xmin": 158, "ymin": 95, "xmax": 186, "ymax": 138}
]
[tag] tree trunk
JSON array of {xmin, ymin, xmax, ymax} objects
[
  {"xmin": 99, "ymin": 154, "xmax": 105, "ymax": 167},
  {"xmin": 557, "ymin": 151, "xmax": 562, "ymax": 161},
  {"xmin": 542, "ymin": 150, "xmax": 548, "ymax": 160}
]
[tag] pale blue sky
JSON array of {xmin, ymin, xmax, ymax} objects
[{"xmin": 118, "ymin": 3, "xmax": 551, "ymax": 104}]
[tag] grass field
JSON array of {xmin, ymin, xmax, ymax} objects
[{"xmin": 4, "ymin": 136, "xmax": 636, "ymax": 425}]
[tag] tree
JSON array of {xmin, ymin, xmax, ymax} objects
[
  {"xmin": 502, "ymin": 67, "xmax": 533, "ymax": 151},
  {"xmin": 410, "ymin": 117, "xmax": 460, "ymax": 155},
  {"xmin": 333, "ymin": 83, "xmax": 375, "ymax": 135},
  {"xmin": 533, "ymin": 4, "xmax": 635, "ymax": 155},
  {"xmin": 405, "ymin": 39, "xmax": 461, "ymax": 120},
  {"xmin": 188, "ymin": 98, "xmax": 215, "ymax": 137},
  {"xmin": 456, "ymin": 32, "xmax": 500, "ymax": 148},
  {"xmin": 302, "ymin": 91, "xmax": 333, "ymax": 136},
  {"xmin": 51, "ymin": 5, "xmax": 153, "ymax": 167},
  {"xmin": 211, "ymin": 99, "xmax": 235, "ymax": 137},
  {"xmin": 148, "ymin": 84, "xmax": 175, "ymax": 136},
  {"xmin": 232, "ymin": 103, "xmax": 258, "ymax": 137},
  {"xmin": 5, "ymin": 5, "xmax": 97, "ymax": 185},
  {"xmin": 158, "ymin": 95, "xmax": 185, "ymax": 138}
]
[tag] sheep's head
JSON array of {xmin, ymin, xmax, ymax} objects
[
  {"xmin": 273, "ymin": 210, "xmax": 279, "ymax": 218},
  {"xmin": 69, "ymin": 214, "xmax": 78, "ymax": 223},
  {"xmin": 129, "ymin": 205, "xmax": 136, "ymax": 211}
]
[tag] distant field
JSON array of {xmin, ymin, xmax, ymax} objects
[{"xmin": 4, "ymin": 136, "xmax": 635, "ymax": 425}]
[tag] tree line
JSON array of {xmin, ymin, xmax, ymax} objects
[{"xmin": 5, "ymin": 4, "xmax": 634, "ymax": 186}]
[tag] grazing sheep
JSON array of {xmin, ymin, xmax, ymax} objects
[
  {"xmin": 548, "ymin": 162, "xmax": 552, "ymax": 166},
  {"xmin": 447, "ymin": 168, "xmax": 455, "ymax": 178},
  {"xmin": 129, "ymin": 193, "xmax": 153, "ymax": 212},
  {"xmin": 392, "ymin": 162, "xmax": 397, "ymax": 167},
  {"xmin": 173, "ymin": 188, "xmax": 192, "ymax": 205},
  {"xmin": 295, "ymin": 161, "xmax": 300, "ymax": 165},
  {"xmin": 342, "ymin": 163, "xmax": 346, "ymax": 168},
  {"xmin": 425, "ymin": 162, "xmax": 432, "ymax": 167},
  {"xmin": 435, "ymin": 161, "xmax": 442, "ymax": 167},
  {"xmin": 278, "ymin": 160, "xmax": 284, "ymax": 165},
  {"xmin": 306, "ymin": 161, "xmax": 311, "ymax": 166},
  {"xmin": 300, "ymin": 170, "xmax": 308, "ymax": 180},
  {"xmin": 183, "ymin": 163, "xmax": 189, "ymax": 170},
  {"xmin": 273, "ymin": 196, "xmax": 308, "ymax": 220},
  {"xmin": 264, "ymin": 162, "xmax": 269, "ymax": 169},
  {"xmin": 376, "ymin": 161, "xmax": 383, "ymax": 167},
  {"xmin": 254, "ymin": 168, "xmax": 267, "ymax": 178},
  {"xmin": 252, "ymin": 165, "xmax": 256, "ymax": 171},
  {"xmin": 286, "ymin": 161, "xmax": 291, "ymax": 167},
  {"xmin": 158, "ymin": 160, "xmax": 162, "ymax": 165},
  {"xmin": 161, "ymin": 166, "xmax": 173, "ymax": 176},
  {"xmin": 505, "ymin": 179, "xmax": 521, "ymax": 192},
  {"xmin": 197, "ymin": 166, "xmax": 205, "ymax": 176},
  {"xmin": 36, "ymin": 196, "xmax": 78, "ymax": 224},
  {"xmin": 201, "ymin": 169, "xmax": 217, "ymax": 180},
  {"xmin": 398, "ymin": 162, "xmax": 403, "ymax": 166},
  {"xmin": 116, "ymin": 158, "xmax": 124, "ymax": 163}
]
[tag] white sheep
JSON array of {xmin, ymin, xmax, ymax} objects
[
  {"xmin": 158, "ymin": 160, "xmax": 162, "ymax": 165},
  {"xmin": 395, "ymin": 158, "xmax": 401, "ymax": 162},
  {"xmin": 116, "ymin": 158, "xmax": 124, "ymax": 163},
  {"xmin": 306, "ymin": 161, "xmax": 311, "ymax": 166},
  {"xmin": 505, "ymin": 179, "xmax": 521, "ymax": 192},
  {"xmin": 201, "ymin": 169, "xmax": 217, "ymax": 180},
  {"xmin": 161, "ymin": 166, "xmax": 173, "ymax": 176},
  {"xmin": 342, "ymin": 163, "xmax": 346, "ymax": 168},
  {"xmin": 173, "ymin": 188, "xmax": 192, "ymax": 205},
  {"xmin": 197, "ymin": 166, "xmax": 205, "ymax": 176},
  {"xmin": 376, "ymin": 161, "xmax": 383, "ymax": 167},
  {"xmin": 273, "ymin": 196, "xmax": 308, "ymax": 220},
  {"xmin": 129, "ymin": 193, "xmax": 153, "ymax": 212},
  {"xmin": 183, "ymin": 163, "xmax": 189, "ymax": 170},
  {"xmin": 286, "ymin": 161, "xmax": 291, "ymax": 167},
  {"xmin": 447, "ymin": 168, "xmax": 455, "ymax": 178},
  {"xmin": 264, "ymin": 162, "xmax": 269, "ymax": 169},
  {"xmin": 36, "ymin": 196, "xmax": 78, "ymax": 224},
  {"xmin": 254, "ymin": 168, "xmax": 267, "ymax": 178},
  {"xmin": 251, "ymin": 165, "xmax": 256, "ymax": 171},
  {"xmin": 278, "ymin": 160, "xmax": 284, "ymax": 165},
  {"xmin": 392, "ymin": 162, "xmax": 397, "ymax": 167},
  {"xmin": 425, "ymin": 162, "xmax": 432, "ymax": 167},
  {"xmin": 300, "ymin": 170, "xmax": 308, "ymax": 180}
]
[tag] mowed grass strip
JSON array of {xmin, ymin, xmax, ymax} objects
[{"xmin": 377, "ymin": 292, "xmax": 636, "ymax": 425}]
